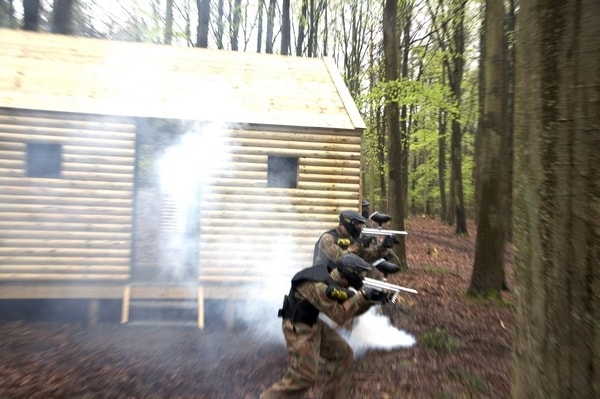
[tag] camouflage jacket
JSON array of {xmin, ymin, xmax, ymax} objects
[
  {"xmin": 313, "ymin": 225, "xmax": 389, "ymax": 277},
  {"xmin": 293, "ymin": 269, "xmax": 371, "ymax": 326}
]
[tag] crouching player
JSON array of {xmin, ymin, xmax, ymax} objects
[{"xmin": 259, "ymin": 254, "xmax": 388, "ymax": 399}]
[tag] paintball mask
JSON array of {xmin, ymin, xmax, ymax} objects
[
  {"xmin": 337, "ymin": 253, "xmax": 372, "ymax": 290},
  {"xmin": 339, "ymin": 210, "xmax": 366, "ymax": 239}
]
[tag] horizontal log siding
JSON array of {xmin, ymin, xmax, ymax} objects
[
  {"xmin": 198, "ymin": 126, "xmax": 362, "ymax": 284},
  {"xmin": 0, "ymin": 110, "xmax": 135, "ymax": 285}
]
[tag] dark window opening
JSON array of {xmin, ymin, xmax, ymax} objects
[
  {"xmin": 26, "ymin": 143, "xmax": 62, "ymax": 178},
  {"xmin": 267, "ymin": 155, "xmax": 298, "ymax": 188}
]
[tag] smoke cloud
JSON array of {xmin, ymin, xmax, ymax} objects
[
  {"xmin": 320, "ymin": 307, "xmax": 416, "ymax": 358},
  {"xmin": 342, "ymin": 307, "xmax": 416, "ymax": 358}
]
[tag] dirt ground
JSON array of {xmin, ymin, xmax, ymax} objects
[{"xmin": 0, "ymin": 218, "xmax": 513, "ymax": 399}]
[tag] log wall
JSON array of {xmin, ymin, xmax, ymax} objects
[
  {"xmin": 197, "ymin": 124, "xmax": 362, "ymax": 286},
  {"xmin": 0, "ymin": 109, "xmax": 135, "ymax": 297}
]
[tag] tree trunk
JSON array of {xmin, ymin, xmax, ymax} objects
[
  {"xmin": 23, "ymin": 0, "xmax": 40, "ymax": 31},
  {"xmin": 341, "ymin": 1, "xmax": 368, "ymax": 98},
  {"xmin": 196, "ymin": 0, "xmax": 210, "ymax": 48},
  {"xmin": 265, "ymin": 0, "xmax": 276, "ymax": 53},
  {"xmin": 229, "ymin": 0, "xmax": 241, "ymax": 51},
  {"xmin": 280, "ymin": 0, "xmax": 291, "ymax": 55},
  {"xmin": 320, "ymin": 2, "xmax": 328, "ymax": 56},
  {"xmin": 399, "ymin": 5, "xmax": 411, "ymax": 217},
  {"xmin": 215, "ymin": 0, "xmax": 224, "ymax": 49},
  {"xmin": 384, "ymin": 0, "xmax": 407, "ymax": 269},
  {"xmin": 296, "ymin": 0, "xmax": 307, "ymax": 56},
  {"xmin": 469, "ymin": 0, "xmax": 507, "ymax": 296},
  {"xmin": 448, "ymin": 0, "xmax": 468, "ymax": 235},
  {"xmin": 503, "ymin": 0, "xmax": 516, "ymax": 242},
  {"xmin": 0, "ymin": 0, "xmax": 17, "ymax": 28},
  {"xmin": 51, "ymin": 0, "xmax": 75, "ymax": 34},
  {"xmin": 256, "ymin": 0, "xmax": 263, "ymax": 52},
  {"xmin": 512, "ymin": 0, "xmax": 599, "ymax": 397},
  {"xmin": 164, "ymin": 0, "xmax": 173, "ymax": 44},
  {"xmin": 450, "ymin": 118, "xmax": 467, "ymax": 234},
  {"xmin": 438, "ymin": 107, "xmax": 448, "ymax": 221}
]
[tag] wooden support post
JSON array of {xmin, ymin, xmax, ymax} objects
[
  {"xmin": 225, "ymin": 299, "xmax": 235, "ymax": 332},
  {"xmin": 197, "ymin": 285, "xmax": 204, "ymax": 329},
  {"xmin": 87, "ymin": 299, "xmax": 99, "ymax": 327},
  {"xmin": 121, "ymin": 284, "xmax": 130, "ymax": 324}
]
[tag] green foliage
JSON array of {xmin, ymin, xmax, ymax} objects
[
  {"xmin": 423, "ymin": 265, "xmax": 450, "ymax": 274},
  {"xmin": 450, "ymin": 369, "xmax": 491, "ymax": 396},
  {"xmin": 420, "ymin": 328, "xmax": 459, "ymax": 354},
  {"xmin": 368, "ymin": 78, "xmax": 459, "ymax": 116},
  {"xmin": 465, "ymin": 292, "xmax": 513, "ymax": 308}
]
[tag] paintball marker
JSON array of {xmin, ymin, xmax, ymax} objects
[
  {"xmin": 372, "ymin": 258, "xmax": 402, "ymax": 277},
  {"xmin": 362, "ymin": 277, "xmax": 418, "ymax": 303},
  {"xmin": 362, "ymin": 228, "xmax": 408, "ymax": 236}
]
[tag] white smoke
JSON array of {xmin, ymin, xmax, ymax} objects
[
  {"xmin": 156, "ymin": 123, "xmax": 230, "ymax": 280},
  {"xmin": 233, "ymin": 234, "xmax": 298, "ymax": 345},
  {"xmin": 321, "ymin": 307, "xmax": 416, "ymax": 358}
]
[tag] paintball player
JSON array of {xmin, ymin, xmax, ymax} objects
[
  {"xmin": 368, "ymin": 211, "xmax": 406, "ymax": 272},
  {"xmin": 361, "ymin": 199, "xmax": 370, "ymax": 219},
  {"xmin": 259, "ymin": 253, "xmax": 390, "ymax": 399},
  {"xmin": 312, "ymin": 209, "xmax": 397, "ymax": 274}
]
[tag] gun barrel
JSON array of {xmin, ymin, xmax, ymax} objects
[
  {"xmin": 363, "ymin": 277, "xmax": 418, "ymax": 295},
  {"xmin": 362, "ymin": 228, "xmax": 408, "ymax": 236}
]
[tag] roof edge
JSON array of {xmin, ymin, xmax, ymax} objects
[{"xmin": 322, "ymin": 57, "xmax": 366, "ymax": 130}]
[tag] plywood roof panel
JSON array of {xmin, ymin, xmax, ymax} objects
[{"xmin": 0, "ymin": 29, "xmax": 365, "ymax": 130}]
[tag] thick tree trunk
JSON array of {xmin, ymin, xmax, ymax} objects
[
  {"xmin": 23, "ymin": 0, "xmax": 40, "ymax": 31},
  {"xmin": 512, "ymin": 0, "xmax": 599, "ymax": 397},
  {"xmin": 280, "ymin": 0, "xmax": 290, "ymax": 55},
  {"xmin": 265, "ymin": 0, "xmax": 276, "ymax": 53},
  {"xmin": 503, "ymin": 0, "xmax": 516, "ymax": 243},
  {"xmin": 384, "ymin": 0, "xmax": 407, "ymax": 268},
  {"xmin": 469, "ymin": 0, "xmax": 508, "ymax": 296},
  {"xmin": 51, "ymin": 0, "xmax": 75, "ymax": 34},
  {"xmin": 196, "ymin": 0, "xmax": 210, "ymax": 48}
]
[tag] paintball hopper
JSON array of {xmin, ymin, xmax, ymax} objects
[
  {"xmin": 373, "ymin": 258, "xmax": 402, "ymax": 276},
  {"xmin": 370, "ymin": 212, "xmax": 392, "ymax": 226}
]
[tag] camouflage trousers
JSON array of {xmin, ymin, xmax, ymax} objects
[{"xmin": 259, "ymin": 318, "xmax": 354, "ymax": 399}]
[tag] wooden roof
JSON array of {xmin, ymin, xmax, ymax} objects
[{"xmin": 0, "ymin": 29, "xmax": 365, "ymax": 130}]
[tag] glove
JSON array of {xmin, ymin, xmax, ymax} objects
[
  {"xmin": 361, "ymin": 287, "xmax": 388, "ymax": 304},
  {"xmin": 359, "ymin": 235, "xmax": 374, "ymax": 248},
  {"xmin": 326, "ymin": 286, "xmax": 355, "ymax": 302},
  {"xmin": 381, "ymin": 235, "xmax": 399, "ymax": 248}
]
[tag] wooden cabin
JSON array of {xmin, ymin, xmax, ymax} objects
[{"xmin": 0, "ymin": 29, "xmax": 365, "ymax": 328}]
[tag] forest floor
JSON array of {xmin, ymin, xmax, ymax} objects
[{"xmin": 0, "ymin": 217, "xmax": 514, "ymax": 399}]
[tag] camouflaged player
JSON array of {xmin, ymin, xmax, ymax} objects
[
  {"xmin": 312, "ymin": 209, "xmax": 397, "ymax": 277},
  {"xmin": 259, "ymin": 254, "xmax": 389, "ymax": 399}
]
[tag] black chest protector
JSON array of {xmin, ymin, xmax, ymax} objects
[
  {"xmin": 277, "ymin": 265, "xmax": 338, "ymax": 326},
  {"xmin": 313, "ymin": 228, "xmax": 343, "ymax": 272}
]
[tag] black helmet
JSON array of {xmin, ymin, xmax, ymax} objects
[
  {"xmin": 337, "ymin": 253, "xmax": 372, "ymax": 290},
  {"xmin": 339, "ymin": 210, "xmax": 366, "ymax": 239}
]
